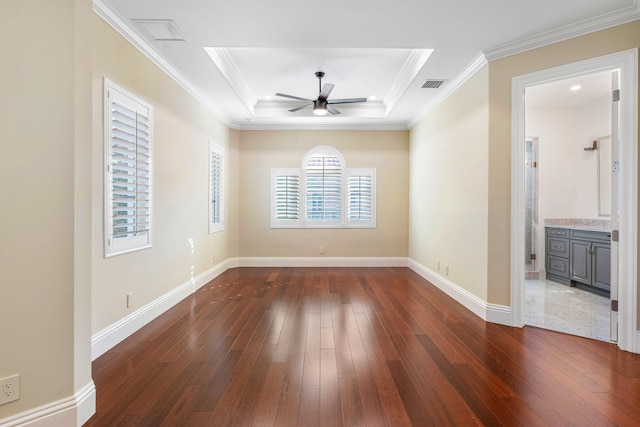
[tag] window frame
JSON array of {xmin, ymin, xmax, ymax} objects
[
  {"xmin": 103, "ymin": 79, "xmax": 154, "ymax": 257},
  {"xmin": 270, "ymin": 146, "xmax": 376, "ymax": 229},
  {"xmin": 209, "ymin": 141, "xmax": 225, "ymax": 234}
]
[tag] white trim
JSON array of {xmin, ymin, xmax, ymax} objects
[
  {"xmin": 92, "ymin": 0, "xmax": 233, "ymax": 128},
  {"xmin": 0, "ymin": 382, "xmax": 95, "ymax": 427},
  {"xmin": 511, "ymin": 49, "xmax": 638, "ymax": 353},
  {"xmin": 203, "ymin": 48, "xmax": 257, "ymax": 115},
  {"xmin": 484, "ymin": 3, "xmax": 640, "ymax": 60},
  {"xmin": 384, "ymin": 49, "xmax": 434, "ymax": 115},
  {"xmin": 408, "ymin": 258, "xmax": 512, "ymax": 326},
  {"xmin": 239, "ymin": 257, "xmax": 408, "ymax": 268},
  {"xmin": 236, "ymin": 122, "xmax": 410, "ymax": 131},
  {"xmin": 91, "ymin": 260, "xmax": 231, "ymax": 360},
  {"xmin": 407, "ymin": 53, "xmax": 488, "ymax": 129}
]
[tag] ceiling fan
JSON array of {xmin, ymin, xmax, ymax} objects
[{"xmin": 275, "ymin": 71, "xmax": 367, "ymax": 116}]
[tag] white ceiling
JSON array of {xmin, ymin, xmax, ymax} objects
[
  {"xmin": 526, "ymin": 71, "xmax": 612, "ymax": 109},
  {"xmin": 97, "ymin": 0, "xmax": 640, "ymax": 130}
]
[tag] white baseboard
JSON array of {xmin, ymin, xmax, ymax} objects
[
  {"xmin": 0, "ymin": 381, "xmax": 95, "ymax": 427},
  {"xmin": 91, "ymin": 259, "xmax": 231, "ymax": 360},
  {"xmin": 238, "ymin": 257, "xmax": 408, "ymax": 268},
  {"xmin": 408, "ymin": 258, "xmax": 512, "ymax": 326}
]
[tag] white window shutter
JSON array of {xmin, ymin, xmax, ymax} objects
[
  {"xmin": 347, "ymin": 168, "xmax": 376, "ymax": 227},
  {"xmin": 305, "ymin": 154, "xmax": 342, "ymax": 224},
  {"xmin": 104, "ymin": 79, "xmax": 153, "ymax": 256},
  {"xmin": 209, "ymin": 142, "xmax": 225, "ymax": 233},
  {"xmin": 271, "ymin": 169, "xmax": 301, "ymax": 227}
]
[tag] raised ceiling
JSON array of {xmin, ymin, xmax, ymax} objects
[{"xmin": 96, "ymin": 0, "xmax": 640, "ymax": 130}]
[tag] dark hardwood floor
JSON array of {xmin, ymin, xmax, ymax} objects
[{"xmin": 86, "ymin": 267, "xmax": 640, "ymax": 426}]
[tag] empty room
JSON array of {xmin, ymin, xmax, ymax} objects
[{"xmin": 2, "ymin": 0, "xmax": 640, "ymax": 426}]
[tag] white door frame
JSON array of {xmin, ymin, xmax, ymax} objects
[{"xmin": 510, "ymin": 49, "xmax": 638, "ymax": 353}]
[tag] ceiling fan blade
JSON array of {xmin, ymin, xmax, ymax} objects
[
  {"xmin": 318, "ymin": 84, "xmax": 334, "ymax": 101},
  {"xmin": 326, "ymin": 105, "xmax": 341, "ymax": 115},
  {"xmin": 288, "ymin": 103, "xmax": 313, "ymax": 112},
  {"xmin": 275, "ymin": 93, "xmax": 314, "ymax": 102},
  {"xmin": 327, "ymin": 97, "xmax": 368, "ymax": 104}
]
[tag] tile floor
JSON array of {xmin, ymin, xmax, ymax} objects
[{"xmin": 525, "ymin": 278, "xmax": 611, "ymax": 342}]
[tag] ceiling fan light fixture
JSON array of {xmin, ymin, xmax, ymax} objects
[{"xmin": 313, "ymin": 100, "xmax": 328, "ymax": 116}]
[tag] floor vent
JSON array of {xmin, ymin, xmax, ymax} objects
[
  {"xmin": 134, "ymin": 19, "xmax": 186, "ymax": 42},
  {"xmin": 422, "ymin": 79, "xmax": 447, "ymax": 89}
]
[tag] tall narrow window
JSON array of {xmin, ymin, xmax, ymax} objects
[
  {"xmin": 305, "ymin": 150, "xmax": 343, "ymax": 225},
  {"xmin": 209, "ymin": 142, "xmax": 225, "ymax": 233},
  {"xmin": 104, "ymin": 79, "xmax": 153, "ymax": 256}
]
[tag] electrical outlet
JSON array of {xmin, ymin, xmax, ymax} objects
[
  {"xmin": 126, "ymin": 292, "xmax": 134, "ymax": 308},
  {"xmin": 319, "ymin": 246, "xmax": 325, "ymax": 255},
  {"xmin": 437, "ymin": 260, "xmax": 440, "ymax": 270},
  {"xmin": 0, "ymin": 374, "xmax": 19, "ymax": 405},
  {"xmin": 445, "ymin": 265, "xmax": 449, "ymax": 275}
]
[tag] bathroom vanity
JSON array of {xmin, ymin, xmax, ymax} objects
[{"xmin": 545, "ymin": 226, "xmax": 611, "ymax": 296}]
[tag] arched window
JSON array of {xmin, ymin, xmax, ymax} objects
[{"xmin": 271, "ymin": 146, "xmax": 376, "ymax": 228}]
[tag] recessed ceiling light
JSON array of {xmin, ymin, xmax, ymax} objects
[
  {"xmin": 265, "ymin": 95, "xmax": 271, "ymax": 100},
  {"xmin": 570, "ymin": 85, "xmax": 582, "ymax": 91},
  {"xmin": 369, "ymin": 96, "xmax": 377, "ymax": 101}
]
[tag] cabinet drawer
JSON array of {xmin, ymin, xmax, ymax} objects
[
  {"xmin": 570, "ymin": 229, "xmax": 611, "ymax": 243},
  {"xmin": 547, "ymin": 255, "xmax": 570, "ymax": 278},
  {"xmin": 546, "ymin": 228, "xmax": 569, "ymax": 238},
  {"xmin": 547, "ymin": 237, "xmax": 569, "ymax": 258}
]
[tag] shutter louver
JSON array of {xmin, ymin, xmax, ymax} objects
[
  {"xmin": 348, "ymin": 175, "xmax": 373, "ymax": 221},
  {"xmin": 209, "ymin": 144, "xmax": 224, "ymax": 232},
  {"xmin": 306, "ymin": 154, "xmax": 342, "ymax": 222},
  {"xmin": 105, "ymin": 80, "xmax": 153, "ymax": 256},
  {"xmin": 275, "ymin": 175, "xmax": 300, "ymax": 220}
]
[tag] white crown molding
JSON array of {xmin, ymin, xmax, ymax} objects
[
  {"xmin": 92, "ymin": 0, "xmax": 233, "ymax": 128},
  {"xmin": 484, "ymin": 2, "xmax": 640, "ymax": 60},
  {"xmin": 204, "ymin": 47, "xmax": 257, "ymax": 115},
  {"xmin": 0, "ymin": 382, "xmax": 96, "ymax": 427},
  {"xmin": 407, "ymin": 53, "xmax": 488, "ymax": 129},
  {"xmin": 234, "ymin": 122, "xmax": 410, "ymax": 131},
  {"xmin": 384, "ymin": 49, "xmax": 434, "ymax": 115}
]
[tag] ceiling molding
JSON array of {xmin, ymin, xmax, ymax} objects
[
  {"xmin": 92, "ymin": 0, "xmax": 234, "ymax": 127},
  {"xmin": 203, "ymin": 48, "xmax": 257, "ymax": 115},
  {"xmin": 383, "ymin": 49, "xmax": 434, "ymax": 115},
  {"xmin": 233, "ymin": 122, "xmax": 409, "ymax": 131},
  {"xmin": 407, "ymin": 53, "xmax": 488, "ymax": 129},
  {"xmin": 484, "ymin": 2, "xmax": 640, "ymax": 60}
]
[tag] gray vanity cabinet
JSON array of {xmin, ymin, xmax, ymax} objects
[
  {"xmin": 545, "ymin": 227, "xmax": 611, "ymax": 295},
  {"xmin": 569, "ymin": 229, "xmax": 611, "ymax": 293}
]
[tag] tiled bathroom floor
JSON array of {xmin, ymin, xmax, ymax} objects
[{"xmin": 525, "ymin": 278, "xmax": 611, "ymax": 342}]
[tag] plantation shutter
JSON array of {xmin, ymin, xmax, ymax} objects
[
  {"xmin": 105, "ymin": 81, "xmax": 153, "ymax": 256},
  {"xmin": 209, "ymin": 143, "xmax": 224, "ymax": 233},
  {"xmin": 271, "ymin": 169, "xmax": 301, "ymax": 226},
  {"xmin": 305, "ymin": 154, "xmax": 342, "ymax": 223},
  {"xmin": 347, "ymin": 169, "xmax": 376, "ymax": 226}
]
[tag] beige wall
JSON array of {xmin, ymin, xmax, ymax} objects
[
  {"xmin": 0, "ymin": 0, "xmax": 93, "ymax": 420},
  {"xmin": 238, "ymin": 130, "xmax": 409, "ymax": 258},
  {"xmin": 91, "ymin": 16, "xmax": 239, "ymax": 334},
  {"xmin": 409, "ymin": 66, "xmax": 490, "ymax": 300},
  {"xmin": 487, "ymin": 20, "xmax": 640, "ymax": 306}
]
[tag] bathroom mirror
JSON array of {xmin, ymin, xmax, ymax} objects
[{"xmin": 597, "ymin": 135, "xmax": 611, "ymax": 216}]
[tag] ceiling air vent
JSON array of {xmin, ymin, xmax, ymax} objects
[
  {"xmin": 133, "ymin": 19, "xmax": 185, "ymax": 42},
  {"xmin": 422, "ymin": 79, "xmax": 447, "ymax": 89}
]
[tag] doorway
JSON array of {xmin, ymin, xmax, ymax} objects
[
  {"xmin": 523, "ymin": 72, "xmax": 612, "ymax": 342},
  {"xmin": 510, "ymin": 49, "xmax": 638, "ymax": 353}
]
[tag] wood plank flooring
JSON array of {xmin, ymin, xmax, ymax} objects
[{"xmin": 86, "ymin": 267, "xmax": 640, "ymax": 426}]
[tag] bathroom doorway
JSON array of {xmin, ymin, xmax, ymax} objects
[
  {"xmin": 523, "ymin": 71, "xmax": 613, "ymax": 342},
  {"xmin": 511, "ymin": 49, "xmax": 638, "ymax": 353}
]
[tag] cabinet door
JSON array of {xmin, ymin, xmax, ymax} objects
[
  {"xmin": 592, "ymin": 242, "xmax": 611, "ymax": 291},
  {"xmin": 570, "ymin": 240, "xmax": 591, "ymax": 285}
]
